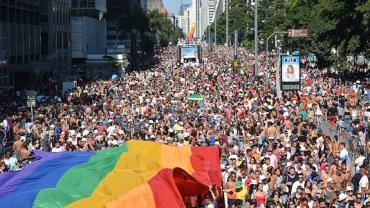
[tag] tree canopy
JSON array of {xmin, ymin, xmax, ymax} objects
[
  {"xmin": 208, "ymin": 0, "xmax": 370, "ymax": 67},
  {"xmin": 108, "ymin": 4, "xmax": 184, "ymax": 54}
]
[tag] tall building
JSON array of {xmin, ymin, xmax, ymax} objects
[
  {"xmin": 71, "ymin": 0, "xmax": 107, "ymax": 60},
  {"xmin": 208, "ymin": 0, "xmax": 217, "ymax": 23},
  {"xmin": 106, "ymin": 0, "xmax": 140, "ymax": 53},
  {"xmin": 40, "ymin": 0, "xmax": 72, "ymax": 77},
  {"xmin": 146, "ymin": 0, "xmax": 163, "ymax": 11},
  {"xmin": 177, "ymin": 0, "xmax": 225, "ymax": 41},
  {"xmin": 192, "ymin": 0, "xmax": 201, "ymax": 39},
  {"xmin": 0, "ymin": 0, "xmax": 41, "ymax": 89},
  {"xmin": 177, "ymin": 4, "xmax": 191, "ymax": 37}
]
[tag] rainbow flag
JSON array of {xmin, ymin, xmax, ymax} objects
[{"xmin": 0, "ymin": 141, "xmax": 221, "ymax": 208}]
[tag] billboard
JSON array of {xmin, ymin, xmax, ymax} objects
[
  {"xmin": 178, "ymin": 45, "xmax": 201, "ymax": 64},
  {"xmin": 281, "ymin": 55, "xmax": 301, "ymax": 91},
  {"xmin": 180, "ymin": 46, "xmax": 198, "ymax": 59},
  {"xmin": 288, "ymin": 29, "xmax": 308, "ymax": 37}
]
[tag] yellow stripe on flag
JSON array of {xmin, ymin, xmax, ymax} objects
[{"xmin": 66, "ymin": 141, "xmax": 193, "ymax": 208}]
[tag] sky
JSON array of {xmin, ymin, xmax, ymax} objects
[{"xmin": 163, "ymin": 0, "xmax": 192, "ymax": 14}]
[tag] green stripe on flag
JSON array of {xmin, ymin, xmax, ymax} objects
[{"xmin": 33, "ymin": 144, "xmax": 128, "ymax": 208}]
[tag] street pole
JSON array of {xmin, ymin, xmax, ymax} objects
[
  {"xmin": 226, "ymin": 0, "xmax": 229, "ymax": 46},
  {"xmin": 214, "ymin": 17, "xmax": 217, "ymax": 46},
  {"xmin": 234, "ymin": 30, "xmax": 238, "ymax": 58},
  {"xmin": 265, "ymin": 31, "xmax": 287, "ymax": 84},
  {"xmin": 276, "ymin": 47, "xmax": 282, "ymax": 98},
  {"xmin": 208, "ymin": 25, "xmax": 211, "ymax": 50},
  {"xmin": 254, "ymin": 0, "xmax": 258, "ymax": 78}
]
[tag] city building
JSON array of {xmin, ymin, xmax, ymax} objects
[
  {"xmin": 40, "ymin": 0, "xmax": 72, "ymax": 78},
  {"xmin": 192, "ymin": 0, "xmax": 201, "ymax": 39},
  {"xmin": 106, "ymin": 0, "xmax": 132, "ymax": 53},
  {"xmin": 0, "ymin": 0, "xmax": 41, "ymax": 89},
  {"xmin": 167, "ymin": 12, "xmax": 176, "ymax": 26},
  {"xmin": 177, "ymin": 0, "xmax": 225, "ymax": 41},
  {"xmin": 105, "ymin": 0, "xmax": 150, "ymax": 52},
  {"xmin": 208, "ymin": 0, "xmax": 217, "ymax": 23},
  {"xmin": 146, "ymin": 0, "xmax": 163, "ymax": 11},
  {"xmin": 214, "ymin": 0, "xmax": 225, "ymax": 22},
  {"xmin": 71, "ymin": 0, "xmax": 107, "ymax": 61},
  {"xmin": 177, "ymin": 4, "xmax": 192, "ymax": 38}
]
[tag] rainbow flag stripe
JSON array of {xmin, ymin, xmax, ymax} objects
[{"xmin": 0, "ymin": 141, "xmax": 221, "ymax": 208}]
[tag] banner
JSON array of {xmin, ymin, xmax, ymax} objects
[
  {"xmin": 281, "ymin": 55, "xmax": 301, "ymax": 91},
  {"xmin": 179, "ymin": 45, "xmax": 201, "ymax": 64}
]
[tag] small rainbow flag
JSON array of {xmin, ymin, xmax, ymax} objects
[{"xmin": 0, "ymin": 141, "xmax": 221, "ymax": 208}]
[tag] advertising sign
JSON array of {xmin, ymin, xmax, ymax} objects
[
  {"xmin": 180, "ymin": 46, "xmax": 198, "ymax": 59},
  {"xmin": 281, "ymin": 55, "xmax": 301, "ymax": 91},
  {"xmin": 288, "ymin": 29, "xmax": 308, "ymax": 38},
  {"xmin": 179, "ymin": 45, "xmax": 201, "ymax": 64}
]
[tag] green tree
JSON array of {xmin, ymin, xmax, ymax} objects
[{"xmin": 211, "ymin": 0, "xmax": 369, "ymax": 67}]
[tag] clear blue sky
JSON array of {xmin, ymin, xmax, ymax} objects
[{"xmin": 163, "ymin": 0, "xmax": 192, "ymax": 14}]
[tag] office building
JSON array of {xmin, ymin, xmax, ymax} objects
[
  {"xmin": 71, "ymin": 0, "xmax": 107, "ymax": 60},
  {"xmin": 106, "ymin": 0, "xmax": 131, "ymax": 53},
  {"xmin": 177, "ymin": 4, "xmax": 191, "ymax": 37},
  {"xmin": 146, "ymin": 0, "xmax": 163, "ymax": 11},
  {"xmin": 40, "ymin": 0, "xmax": 72, "ymax": 76},
  {"xmin": 0, "ymin": 0, "xmax": 41, "ymax": 89}
]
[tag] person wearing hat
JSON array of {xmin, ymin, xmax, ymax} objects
[
  {"xmin": 333, "ymin": 193, "xmax": 347, "ymax": 208},
  {"xmin": 345, "ymin": 186, "xmax": 355, "ymax": 204},
  {"xmin": 325, "ymin": 177, "xmax": 336, "ymax": 205}
]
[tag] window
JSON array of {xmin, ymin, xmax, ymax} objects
[
  {"xmin": 88, "ymin": 0, "xmax": 95, "ymax": 8},
  {"xmin": 40, "ymin": 15, "xmax": 48, "ymax": 23},
  {"xmin": 1, "ymin": 6, "xmax": 8, "ymax": 22},
  {"xmin": 41, "ymin": 32, "xmax": 48, "ymax": 55},
  {"xmin": 63, "ymin": 33, "xmax": 68, "ymax": 49},
  {"xmin": 80, "ymin": 0, "xmax": 88, "ymax": 7},
  {"xmin": 72, "ymin": 0, "xmax": 78, "ymax": 8},
  {"xmin": 10, "ymin": 56, "xmax": 15, "ymax": 64}
]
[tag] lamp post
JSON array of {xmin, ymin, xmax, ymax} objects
[
  {"xmin": 226, "ymin": 0, "xmax": 229, "ymax": 46},
  {"xmin": 254, "ymin": 0, "xmax": 258, "ymax": 78},
  {"xmin": 265, "ymin": 31, "xmax": 287, "ymax": 83},
  {"xmin": 214, "ymin": 16, "xmax": 217, "ymax": 46}
]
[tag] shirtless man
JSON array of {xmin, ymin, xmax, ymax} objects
[
  {"xmin": 332, "ymin": 168, "xmax": 347, "ymax": 192},
  {"xmin": 266, "ymin": 121, "xmax": 277, "ymax": 140},
  {"xmin": 13, "ymin": 135, "xmax": 23, "ymax": 154}
]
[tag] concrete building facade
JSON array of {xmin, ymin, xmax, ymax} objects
[
  {"xmin": 177, "ymin": 0, "xmax": 225, "ymax": 41},
  {"xmin": 146, "ymin": 0, "xmax": 163, "ymax": 11},
  {"xmin": 0, "ymin": 0, "xmax": 40, "ymax": 89},
  {"xmin": 71, "ymin": 0, "xmax": 107, "ymax": 60},
  {"xmin": 0, "ymin": 0, "xmax": 74, "ymax": 90},
  {"xmin": 177, "ymin": 4, "xmax": 191, "ymax": 38},
  {"xmin": 40, "ymin": 0, "xmax": 72, "ymax": 77}
]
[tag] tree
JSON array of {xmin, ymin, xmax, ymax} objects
[{"xmin": 211, "ymin": 0, "xmax": 369, "ymax": 67}]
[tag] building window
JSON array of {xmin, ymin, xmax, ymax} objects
[
  {"xmin": 40, "ymin": 15, "xmax": 48, "ymax": 23},
  {"xmin": 63, "ymin": 33, "xmax": 68, "ymax": 49},
  {"xmin": 16, "ymin": 56, "xmax": 22, "ymax": 64},
  {"xmin": 24, "ymin": 55, "xmax": 29, "ymax": 63},
  {"xmin": 10, "ymin": 56, "xmax": 16, "ymax": 64},
  {"xmin": 88, "ymin": 0, "xmax": 95, "ymax": 8},
  {"xmin": 41, "ymin": 32, "xmax": 48, "ymax": 55},
  {"xmin": 80, "ymin": 0, "xmax": 88, "ymax": 8},
  {"xmin": 1, "ymin": 6, "xmax": 8, "ymax": 22},
  {"xmin": 72, "ymin": 0, "xmax": 78, "ymax": 8}
]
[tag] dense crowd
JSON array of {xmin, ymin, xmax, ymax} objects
[{"xmin": 0, "ymin": 46, "xmax": 370, "ymax": 208}]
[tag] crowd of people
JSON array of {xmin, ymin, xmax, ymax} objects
[{"xmin": 0, "ymin": 46, "xmax": 370, "ymax": 208}]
